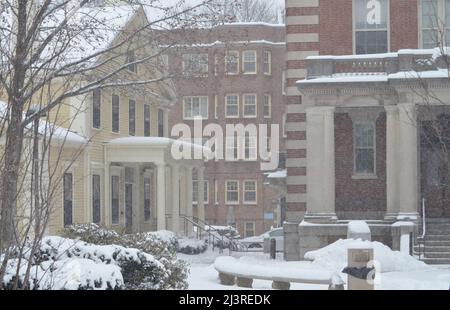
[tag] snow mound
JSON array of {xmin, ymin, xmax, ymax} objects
[
  {"xmin": 348, "ymin": 221, "xmax": 370, "ymax": 234},
  {"xmin": 305, "ymin": 239, "xmax": 429, "ymax": 273}
]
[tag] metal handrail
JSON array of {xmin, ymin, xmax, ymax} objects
[{"xmin": 417, "ymin": 198, "xmax": 427, "ymax": 260}]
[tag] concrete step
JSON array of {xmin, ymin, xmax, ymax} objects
[
  {"xmin": 420, "ymin": 257, "xmax": 450, "ymax": 265},
  {"xmin": 414, "ymin": 245, "xmax": 450, "ymax": 252},
  {"xmin": 424, "ymin": 218, "xmax": 450, "ymax": 223},
  {"xmin": 418, "ymin": 240, "xmax": 450, "ymax": 246},
  {"xmin": 420, "ymin": 252, "xmax": 450, "ymax": 258},
  {"xmin": 423, "ymin": 235, "xmax": 450, "ymax": 241},
  {"xmin": 426, "ymin": 229, "xmax": 450, "ymax": 235}
]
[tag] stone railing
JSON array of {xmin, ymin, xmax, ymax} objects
[{"xmin": 306, "ymin": 50, "xmax": 436, "ymax": 79}]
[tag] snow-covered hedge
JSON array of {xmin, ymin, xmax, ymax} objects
[{"xmin": 177, "ymin": 237, "xmax": 207, "ymax": 255}]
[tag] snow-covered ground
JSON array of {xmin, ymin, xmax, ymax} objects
[{"xmin": 179, "ymin": 248, "xmax": 450, "ymax": 290}]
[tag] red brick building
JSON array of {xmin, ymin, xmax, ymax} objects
[
  {"xmin": 285, "ymin": 0, "xmax": 450, "ymax": 263},
  {"xmin": 166, "ymin": 23, "xmax": 287, "ymax": 237}
]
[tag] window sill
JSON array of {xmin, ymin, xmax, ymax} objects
[
  {"xmin": 225, "ymin": 202, "xmax": 239, "ymax": 205},
  {"xmin": 352, "ymin": 174, "xmax": 378, "ymax": 180}
]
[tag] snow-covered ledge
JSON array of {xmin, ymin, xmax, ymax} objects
[{"xmin": 391, "ymin": 221, "xmax": 415, "ymax": 254}]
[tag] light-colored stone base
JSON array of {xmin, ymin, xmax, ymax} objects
[{"xmin": 284, "ymin": 222, "xmax": 300, "ymax": 261}]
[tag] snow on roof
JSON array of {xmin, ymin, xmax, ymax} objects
[
  {"xmin": 165, "ymin": 39, "xmax": 285, "ymax": 49},
  {"xmin": 0, "ymin": 100, "xmax": 87, "ymax": 147},
  {"xmin": 222, "ymin": 22, "xmax": 285, "ymax": 27},
  {"xmin": 265, "ymin": 169, "xmax": 287, "ymax": 179},
  {"xmin": 107, "ymin": 136, "xmax": 210, "ymax": 153}
]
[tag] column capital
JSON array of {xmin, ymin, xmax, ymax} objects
[{"xmin": 306, "ymin": 106, "xmax": 335, "ymax": 116}]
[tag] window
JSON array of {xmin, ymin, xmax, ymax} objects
[
  {"xmin": 226, "ymin": 94, "xmax": 239, "ymax": 117},
  {"xmin": 182, "ymin": 53, "xmax": 208, "ymax": 76},
  {"xmin": 144, "ymin": 177, "xmax": 151, "ymax": 222},
  {"xmin": 244, "ymin": 222, "xmax": 255, "ymax": 238},
  {"xmin": 193, "ymin": 180, "xmax": 209, "ymax": 203},
  {"xmin": 354, "ymin": 0, "xmax": 389, "ymax": 54},
  {"xmin": 183, "ymin": 96, "xmax": 208, "ymax": 119},
  {"xmin": 129, "ymin": 100, "xmax": 136, "ymax": 136},
  {"xmin": 244, "ymin": 133, "xmax": 257, "ymax": 161},
  {"xmin": 144, "ymin": 104, "xmax": 151, "ymax": 137},
  {"xmin": 111, "ymin": 175, "xmax": 120, "ymax": 225},
  {"xmin": 158, "ymin": 54, "xmax": 169, "ymax": 73},
  {"xmin": 243, "ymin": 94, "xmax": 257, "ymax": 117},
  {"xmin": 225, "ymin": 135, "xmax": 238, "ymax": 161},
  {"xmin": 126, "ymin": 50, "xmax": 137, "ymax": 73},
  {"xmin": 226, "ymin": 51, "xmax": 239, "ymax": 74},
  {"xmin": 243, "ymin": 180, "xmax": 257, "ymax": 204},
  {"xmin": 354, "ymin": 122, "xmax": 376, "ymax": 175},
  {"xmin": 92, "ymin": 174, "xmax": 101, "ymax": 224},
  {"xmin": 421, "ymin": 0, "xmax": 450, "ymax": 48},
  {"xmin": 242, "ymin": 50, "xmax": 257, "ymax": 73},
  {"xmin": 263, "ymin": 94, "xmax": 271, "ymax": 118},
  {"xmin": 158, "ymin": 109, "xmax": 164, "ymax": 137},
  {"xmin": 111, "ymin": 95, "xmax": 119, "ymax": 133},
  {"xmin": 92, "ymin": 89, "xmax": 101, "ymax": 129},
  {"xmin": 63, "ymin": 172, "xmax": 73, "ymax": 227},
  {"xmin": 263, "ymin": 51, "xmax": 272, "ymax": 75},
  {"xmin": 226, "ymin": 181, "xmax": 239, "ymax": 204},
  {"xmin": 214, "ymin": 54, "xmax": 220, "ymax": 76}
]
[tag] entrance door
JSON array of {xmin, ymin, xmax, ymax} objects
[{"xmin": 125, "ymin": 183, "xmax": 133, "ymax": 231}]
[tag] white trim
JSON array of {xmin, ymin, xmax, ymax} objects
[
  {"xmin": 263, "ymin": 50, "xmax": 272, "ymax": 75},
  {"xmin": 225, "ymin": 180, "xmax": 240, "ymax": 205},
  {"xmin": 242, "ymin": 93, "xmax": 257, "ymax": 118},
  {"xmin": 225, "ymin": 94, "xmax": 240, "ymax": 118},
  {"xmin": 353, "ymin": 121, "xmax": 377, "ymax": 177},
  {"xmin": 243, "ymin": 180, "xmax": 257, "ymax": 205},
  {"xmin": 183, "ymin": 96, "xmax": 209, "ymax": 120},
  {"xmin": 263, "ymin": 94, "xmax": 272, "ymax": 118},
  {"xmin": 242, "ymin": 50, "xmax": 257, "ymax": 74},
  {"xmin": 353, "ymin": 0, "xmax": 391, "ymax": 54}
]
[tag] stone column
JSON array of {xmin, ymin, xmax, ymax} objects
[
  {"xmin": 397, "ymin": 103, "xmax": 419, "ymax": 218},
  {"xmin": 156, "ymin": 163, "xmax": 166, "ymax": 230},
  {"xmin": 186, "ymin": 166, "xmax": 194, "ymax": 235},
  {"xmin": 197, "ymin": 166, "xmax": 206, "ymax": 226},
  {"xmin": 171, "ymin": 164, "xmax": 180, "ymax": 233},
  {"xmin": 385, "ymin": 106, "xmax": 399, "ymax": 220},
  {"xmin": 305, "ymin": 106, "xmax": 337, "ymax": 222}
]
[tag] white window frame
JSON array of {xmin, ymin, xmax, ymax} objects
[
  {"xmin": 243, "ymin": 180, "xmax": 257, "ymax": 204},
  {"xmin": 214, "ymin": 95, "xmax": 218, "ymax": 119},
  {"xmin": 225, "ymin": 50, "xmax": 240, "ymax": 75},
  {"xmin": 92, "ymin": 89, "xmax": 101, "ymax": 130},
  {"xmin": 193, "ymin": 180, "xmax": 209, "ymax": 204},
  {"xmin": 182, "ymin": 53, "xmax": 209, "ymax": 77},
  {"xmin": 183, "ymin": 96, "xmax": 209, "ymax": 120},
  {"xmin": 419, "ymin": 0, "xmax": 450, "ymax": 48},
  {"xmin": 225, "ymin": 180, "xmax": 239, "ymax": 205},
  {"xmin": 242, "ymin": 50, "xmax": 257, "ymax": 74},
  {"xmin": 225, "ymin": 94, "xmax": 239, "ymax": 118},
  {"xmin": 263, "ymin": 94, "xmax": 271, "ymax": 118},
  {"xmin": 353, "ymin": 0, "xmax": 391, "ymax": 54},
  {"xmin": 243, "ymin": 93, "xmax": 257, "ymax": 118},
  {"xmin": 353, "ymin": 121, "xmax": 377, "ymax": 177},
  {"xmin": 111, "ymin": 94, "xmax": 120, "ymax": 134},
  {"xmin": 62, "ymin": 171, "xmax": 74, "ymax": 227},
  {"xmin": 263, "ymin": 50, "xmax": 272, "ymax": 75}
]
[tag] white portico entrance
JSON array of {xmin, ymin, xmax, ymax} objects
[{"xmin": 104, "ymin": 137, "xmax": 206, "ymax": 234}]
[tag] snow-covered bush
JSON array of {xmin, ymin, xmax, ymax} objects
[
  {"xmin": 177, "ymin": 237, "xmax": 207, "ymax": 255},
  {"xmin": 62, "ymin": 225, "xmax": 188, "ymax": 289}
]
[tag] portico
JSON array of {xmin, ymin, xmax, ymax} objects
[{"xmin": 103, "ymin": 137, "xmax": 206, "ymax": 234}]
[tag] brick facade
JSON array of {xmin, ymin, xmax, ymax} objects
[{"xmin": 167, "ymin": 24, "xmax": 286, "ymax": 236}]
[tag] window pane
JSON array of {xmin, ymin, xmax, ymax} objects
[
  {"xmin": 263, "ymin": 95, "xmax": 271, "ymax": 117},
  {"xmin": 356, "ymin": 149, "xmax": 375, "ymax": 173},
  {"xmin": 243, "ymin": 51, "xmax": 256, "ymax": 73},
  {"xmin": 423, "ymin": 0, "xmax": 439, "ymax": 28},
  {"xmin": 423, "ymin": 29, "xmax": 440, "ymax": 48},
  {"xmin": 355, "ymin": 31, "xmax": 388, "ymax": 54},
  {"xmin": 226, "ymin": 51, "xmax": 239, "ymax": 74},
  {"xmin": 112, "ymin": 95, "xmax": 119, "ymax": 133},
  {"xmin": 144, "ymin": 104, "xmax": 151, "ymax": 137},
  {"xmin": 129, "ymin": 100, "xmax": 135, "ymax": 136},
  {"xmin": 244, "ymin": 94, "xmax": 256, "ymax": 116},
  {"xmin": 63, "ymin": 173, "xmax": 73, "ymax": 227},
  {"xmin": 226, "ymin": 95, "xmax": 239, "ymax": 117},
  {"xmin": 158, "ymin": 109, "xmax": 164, "ymax": 137},
  {"xmin": 92, "ymin": 175, "xmax": 101, "ymax": 224},
  {"xmin": 144, "ymin": 177, "xmax": 151, "ymax": 222},
  {"xmin": 111, "ymin": 175, "xmax": 120, "ymax": 224},
  {"xmin": 92, "ymin": 89, "xmax": 101, "ymax": 129}
]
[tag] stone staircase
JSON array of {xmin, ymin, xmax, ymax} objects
[{"xmin": 414, "ymin": 218, "xmax": 450, "ymax": 265}]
